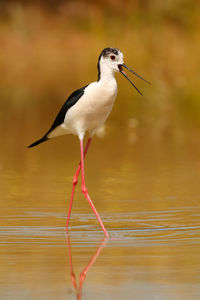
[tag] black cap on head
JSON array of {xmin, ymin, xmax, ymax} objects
[
  {"xmin": 97, "ymin": 47, "xmax": 120, "ymax": 81},
  {"xmin": 100, "ymin": 47, "xmax": 119, "ymax": 58}
]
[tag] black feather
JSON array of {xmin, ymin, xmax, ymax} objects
[
  {"xmin": 46, "ymin": 85, "xmax": 88, "ymax": 136},
  {"xmin": 28, "ymin": 135, "xmax": 48, "ymax": 148},
  {"xmin": 28, "ymin": 85, "xmax": 88, "ymax": 148}
]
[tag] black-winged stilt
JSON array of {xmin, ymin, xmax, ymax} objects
[{"xmin": 28, "ymin": 47, "xmax": 149, "ymax": 238}]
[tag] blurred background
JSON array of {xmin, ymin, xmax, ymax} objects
[
  {"xmin": 0, "ymin": 0, "xmax": 200, "ymax": 148},
  {"xmin": 1, "ymin": 2, "xmax": 200, "ymax": 299}
]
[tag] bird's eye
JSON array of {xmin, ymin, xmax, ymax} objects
[{"xmin": 110, "ymin": 55, "xmax": 116, "ymax": 60}]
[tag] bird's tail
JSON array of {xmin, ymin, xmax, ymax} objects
[{"xmin": 28, "ymin": 135, "xmax": 48, "ymax": 148}]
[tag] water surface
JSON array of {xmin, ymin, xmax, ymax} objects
[{"xmin": 0, "ymin": 130, "xmax": 200, "ymax": 299}]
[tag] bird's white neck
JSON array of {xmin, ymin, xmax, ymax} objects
[{"xmin": 98, "ymin": 62, "xmax": 116, "ymax": 83}]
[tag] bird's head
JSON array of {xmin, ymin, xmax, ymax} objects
[
  {"xmin": 98, "ymin": 47, "xmax": 150, "ymax": 95},
  {"xmin": 98, "ymin": 47, "xmax": 123, "ymax": 74}
]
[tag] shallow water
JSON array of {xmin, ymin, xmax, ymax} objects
[{"xmin": 0, "ymin": 130, "xmax": 200, "ymax": 299}]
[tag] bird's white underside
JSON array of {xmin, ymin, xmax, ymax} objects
[
  {"xmin": 48, "ymin": 78, "xmax": 118, "ymax": 140},
  {"xmin": 47, "ymin": 50, "xmax": 124, "ymax": 141}
]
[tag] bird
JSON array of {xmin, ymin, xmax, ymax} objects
[{"xmin": 28, "ymin": 47, "xmax": 150, "ymax": 238}]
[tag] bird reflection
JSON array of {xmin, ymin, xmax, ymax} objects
[{"xmin": 66, "ymin": 235, "xmax": 108, "ymax": 300}]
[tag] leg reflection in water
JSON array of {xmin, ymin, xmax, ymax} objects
[{"xmin": 67, "ymin": 236, "xmax": 108, "ymax": 300}]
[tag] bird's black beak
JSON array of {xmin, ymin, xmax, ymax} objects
[{"xmin": 118, "ymin": 63, "xmax": 150, "ymax": 96}]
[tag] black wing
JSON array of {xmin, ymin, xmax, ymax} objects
[{"xmin": 28, "ymin": 85, "xmax": 88, "ymax": 148}]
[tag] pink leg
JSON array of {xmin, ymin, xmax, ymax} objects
[
  {"xmin": 79, "ymin": 138, "xmax": 109, "ymax": 238},
  {"xmin": 66, "ymin": 235, "xmax": 108, "ymax": 299},
  {"xmin": 78, "ymin": 237, "xmax": 108, "ymax": 296},
  {"xmin": 66, "ymin": 138, "xmax": 92, "ymax": 232},
  {"xmin": 67, "ymin": 236, "xmax": 77, "ymax": 292}
]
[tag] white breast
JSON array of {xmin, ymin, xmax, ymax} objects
[{"xmin": 64, "ymin": 79, "xmax": 118, "ymax": 137}]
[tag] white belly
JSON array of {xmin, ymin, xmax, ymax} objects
[{"xmin": 64, "ymin": 80, "xmax": 118, "ymax": 137}]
